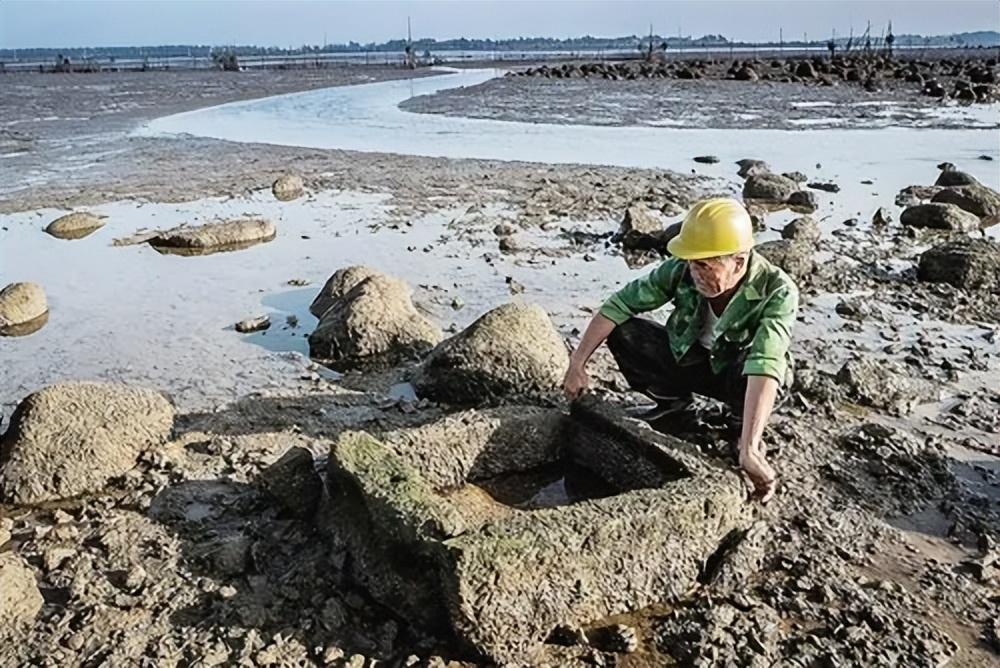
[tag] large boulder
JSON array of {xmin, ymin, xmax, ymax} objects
[
  {"xmin": 900, "ymin": 203, "xmax": 980, "ymax": 232},
  {"xmin": 742, "ymin": 173, "xmax": 798, "ymax": 202},
  {"xmin": 0, "ymin": 282, "xmax": 47, "ymax": 329},
  {"xmin": 781, "ymin": 216, "xmax": 821, "ymax": 246},
  {"xmin": 918, "ymin": 238, "xmax": 1000, "ymax": 291},
  {"xmin": 309, "ymin": 265, "xmax": 382, "ymax": 318},
  {"xmin": 931, "ymin": 184, "xmax": 1000, "ymax": 222},
  {"xmin": 413, "ymin": 303, "xmax": 569, "ymax": 405},
  {"xmin": 0, "ymin": 382, "xmax": 175, "ymax": 504},
  {"xmin": 150, "ymin": 218, "xmax": 276, "ymax": 253},
  {"xmin": 0, "ymin": 553, "xmax": 43, "ymax": 628},
  {"xmin": 272, "ymin": 174, "xmax": 305, "ymax": 201},
  {"xmin": 308, "ymin": 272, "xmax": 442, "ymax": 367},
  {"xmin": 44, "ymin": 212, "xmax": 106, "ymax": 240},
  {"xmin": 754, "ymin": 240, "xmax": 813, "ymax": 280}
]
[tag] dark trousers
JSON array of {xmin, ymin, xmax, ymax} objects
[{"xmin": 607, "ymin": 318, "xmax": 748, "ymax": 415}]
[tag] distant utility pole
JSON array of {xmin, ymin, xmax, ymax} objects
[{"xmin": 779, "ymin": 27, "xmax": 783, "ymax": 52}]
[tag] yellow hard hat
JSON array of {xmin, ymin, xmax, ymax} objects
[{"xmin": 667, "ymin": 198, "xmax": 754, "ymax": 260}]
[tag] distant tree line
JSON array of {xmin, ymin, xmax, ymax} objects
[{"xmin": 2, "ymin": 30, "xmax": 997, "ymax": 61}]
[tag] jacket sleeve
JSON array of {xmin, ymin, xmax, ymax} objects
[
  {"xmin": 598, "ymin": 259, "xmax": 681, "ymax": 325},
  {"xmin": 742, "ymin": 282, "xmax": 799, "ymax": 381}
]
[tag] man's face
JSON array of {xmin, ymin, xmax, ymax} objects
[{"xmin": 689, "ymin": 254, "xmax": 746, "ymax": 298}]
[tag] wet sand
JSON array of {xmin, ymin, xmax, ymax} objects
[{"xmin": 2, "ymin": 61, "xmax": 1000, "ymax": 667}]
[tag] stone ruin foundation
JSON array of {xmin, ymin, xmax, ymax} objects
[{"xmin": 320, "ymin": 397, "xmax": 751, "ymax": 664}]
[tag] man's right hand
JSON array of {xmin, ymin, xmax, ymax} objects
[{"xmin": 562, "ymin": 362, "xmax": 590, "ymax": 401}]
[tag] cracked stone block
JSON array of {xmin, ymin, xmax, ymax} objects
[{"xmin": 319, "ymin": 396, "xmax": 751, "ymax": 664}]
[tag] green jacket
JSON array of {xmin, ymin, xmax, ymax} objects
[{"xmin": 599, "ymin": 251, "xmax": 799, "ymax": 382}]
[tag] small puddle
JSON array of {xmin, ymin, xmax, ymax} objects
[{"xmin": 473, "ymin": 462, "xmax": 619, "ymax": 510}]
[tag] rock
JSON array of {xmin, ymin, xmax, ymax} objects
[
  {"xmin": 781, "ymin": 216, "xmax": 821, "ymax": 246},
  {"xmin": 625, "ymin": 222, "xmax": 682, "ymax": 253},
  {"xmin": 308, "ymin": 273, "xmax": 441, "ymax": 367},
  {"xmin": 309, "ymin": 265, "xmax": 382, "ymax": 318},
  {"xmin": 235, "ymin": 315, "xmax": 270, "ymax": 333},
  {"xmin": 807, "ymin": 181, "xmax": 840, "ymax": 193},
  {"xmin": 736, "ymin": 159, "xmax": 770, "ymax": 178},
  {"xmin": 0, "ymin": 553, "xmax": 43, "ymax": 627},
  {"xmin": 896, "ymin": 184, "xmax": 943, "ymax": 208},
  {"xmin": 931, "ymin": 183, "xmax": 1000, "ymax": 222},
  {"xmin": 693, "ymin": 155, "xmax": 720, "ymax": 164},
  {"xmin": 616, "ymin": 203, "xmax": 663, "ymax": 238},
  {"xmin": 900, "ymin": 203, "xmax": 980, "ymax": 231},
  {"xmin": 743, "ymin": 173, "xmax": 798, "ymax": 202},
  {"xmin": 493, "ymin": 222, "xmax": 518, "ymax": 237},
  {"xmin": 872, "ymin": 207, "xmax": 892, "ymax": 227},
  {"xmin": 45, "ymin": 212, "xmax": 106, "ymax": 240},
  {"xmin": 498, "ymin": 235, "xmax": 523, "ymax": 253},
  {"xmin": 259, "ymin": 447, "xmax": 323, "ymax": 518},
  {"xmin": 413, "ymin": 303, "xmax": 569, "ymax": 405},
  {"xmin": 151, "ymin": 218, "xmax": 276, "ymax": 254},
  {"xmin": 754, "ymin": 240, "xmax": 813, "ymax": 280},
  {"xmin": 702, "ymin": 521, "xmax": 769, "ymax": 593},
  {"xmin": 786, "ymin": 190, "xmax": 818, "ymax": 213},
  {"xmin": 934, "ymin": 169, "xmax": 979, "ymax": 188},
  {"xmin": 835, "ymin": 297, "xmax": 874, "ymax": 320},
  {"xmin": 272, "ymin": 174, "xmax": 305, "ymax": 201},
  {"xmin": 0, "ymin": 517, "xmax": 11, "ymax": 546},
  {"xmin": 836, "ymin": 358, "xmax": 939, "ymax": 415},
  {"xmin": 0, "ymin": 382, "xmax": 175, "ymax": 504},
  {"xmin": 734, "ymin": 65, "xmax": 759, "ymax": 81},
  {"xmin": 918, "ymin": 238, "xmax": 1000, "ymax": 291},
  {"xmin": 0, "ymin": 282, "xmax": 47, "ymax": 329},
  {"xmin": 795, "ymin": 61, "xmax": 816, "ymax": 78},
  {"xmin": 782, "ymin": 171, "xmax": 807, "ymax": 183}
]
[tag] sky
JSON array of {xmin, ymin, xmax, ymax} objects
[{"xmin": 0, "ymin": 0, "xmax": 998, "ymax": 50}]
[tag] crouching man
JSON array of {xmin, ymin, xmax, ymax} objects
[{"xmin": 564, "ymin": 198, "xmax": 799, "ymax": 503}]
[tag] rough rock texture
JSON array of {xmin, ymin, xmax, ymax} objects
[
  {"xmin": 309, "ymin": 265, "xmax": 382, "ymax": 318},
  {"xmin": 0, "ymin": 553, "xmax": 43, "ymax": 628},
  {"xmin": 755, "ymin": 239, "xmax": 814, "ymax": 280},
  {"xmin": 44, "ymin": 211, "xmax": 106, "ymax": 239},
  {"xmin": 308, "ymin": 273, "xmax": 442, "ymax": 367},
  {"xmin": 836, "ymin": 358, "xmax": 940, "ymax": 415},
  {"xmin": 931, "ymin": 183, "xmax": 1000, "ymax": 222},
  {"xmin": 786, "ymin": 189, "xmax": 818, "ymax": 213},
  {"xmin": 933, "ymin": 169, "xmax": 979, "ymax": 188},
  {"xmin": 272, "ymin": 174, "xmax": 305, "ymax": 201},
  {"xmin": 900, "ymin": 203, "xmax": 980, "ymax": 231},
  {"xmin": 258, "ymin": 446, "xmax": 323, "ymax": 518},
  {"xmin": 0, "ymin": 382, "xmax": 175, "ymax": 504},
  {"xmin": 150, "ymin": 217, "xmax": 276, "ymax": 252},
  {"xmin": 781, "ymin": 216, "xmax": 821, "ymax": 246},
  {"xmin": 0, "ymin": 282, "xmax": 47, "ymax": 328},
  {"xmin": 918, "ymin": 238, "xmax": 1000, "ymax": 291},
  {"xmin": 614, "ymin": 203, "xmax": 664, "ymax": 239},
  {"xmin": 736, "ymin": 159, "xmax": 770, "ymax": 179},
  {"xmin": 656, "ymin": 600, "xmax": 784, "ymax": 667},
  {"xmin": 412, "ymin": 302, "xmax": 569, "ymax": 405},
  {"xmin": 378, "ymin": 407, "xmax": 564, "ymax": 488},
  {"xmin": 321, "ymin": 398, "xmax": 750, "ymax": 664},
  {"xmin": 742, "ymin": 173, "xmax": 798, "ymax": 202}
]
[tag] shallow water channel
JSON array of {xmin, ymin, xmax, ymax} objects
[{"xmin": 2, "ymin": 68, "xmax": 998, "ymax": 420}]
